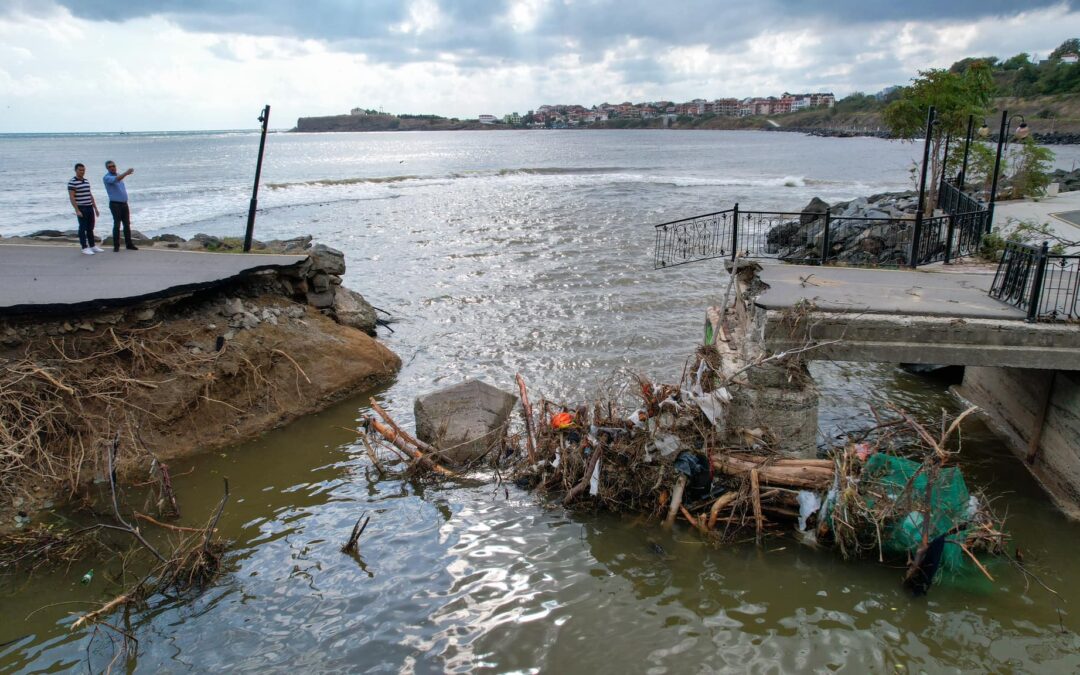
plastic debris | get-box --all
[797,490,822,531]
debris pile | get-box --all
[363,341,1009,593]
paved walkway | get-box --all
[993,190,1080,253]
[0,244,307,315]
[755,261,1026,320]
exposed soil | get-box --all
[0,278,400,529]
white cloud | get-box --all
[0,2,1077,131]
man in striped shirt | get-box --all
[67,163,102,255]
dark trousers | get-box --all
[76,207,96,249]
[109,201,133,250]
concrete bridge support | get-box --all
[956,367,1080,519]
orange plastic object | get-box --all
[551,412,574,430]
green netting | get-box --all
[861,454,972,572]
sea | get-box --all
[2,129,1080,672]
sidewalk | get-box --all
[992,190,1080,253]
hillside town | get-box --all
[351,91,838,128]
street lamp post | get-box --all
[958,114,975,188]
[910,106,937,269]
[984,111,1030,234]
[244,104,271,253]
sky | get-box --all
[0,0,1076,132]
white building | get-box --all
[478,114,497,124]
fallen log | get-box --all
[712,454,833,491]
[361,416,460,478]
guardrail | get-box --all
[654,181,989,271]
[990,241,1080,321]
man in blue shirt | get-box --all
[103,160,137,251]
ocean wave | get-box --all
[268,166,637,190]
[268,175,423,189]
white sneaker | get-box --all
[82,248,95,255]
[92,246,105,252]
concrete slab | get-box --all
[0,244,307,316]
[755,262,1027,320]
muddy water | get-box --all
[3,130,1080,672]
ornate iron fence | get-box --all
[990,241,1080,321]
[653,209,734,268]
[654,180,990,271]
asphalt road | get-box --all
[0,244,307,315]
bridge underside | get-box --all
[765,311,1080,370]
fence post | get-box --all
[910,213,923,269]
[820,211,831,265]
[1026,241,1050,322]
[731,202,739,261]
[944,214,956,264]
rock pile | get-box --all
[1050,168,1080,193]
[14,229,315,253]
[272,243,378,335]
[766,192,920,266]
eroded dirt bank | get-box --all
[0,256,400,527]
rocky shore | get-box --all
[1050,167,1080,192]
[766,191,922,265]
[0,240,400,527]
[8,229,315,254]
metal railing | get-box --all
[653,209,735,268]
[990,241,1080,321]
[654,182,990,271]
[655,205,922,269]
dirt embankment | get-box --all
[0,259,400,526]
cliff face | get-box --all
[295,114,491,132]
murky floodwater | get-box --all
[2,130,1079,672]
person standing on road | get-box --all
[103,160,138,251]
[67,163,102,255]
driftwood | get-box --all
[663,475,688,529]
[360,415,459,478]
[712,454,833,491]
[516,373,537,464]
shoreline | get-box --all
[0,240,401,531]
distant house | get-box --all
[349,107,369,116]
[478,114,497,124]
[1061,53,1079,64]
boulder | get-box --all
[799,197,830,225]
[193,233,223,248]
[153,233,185,243]
[309,243,346,275]
[311,272,331,293]
[306,289,336,309]
[28,230,64,238]
[414,380,517,462]
[222,298,244,316]
[332,286,377,335]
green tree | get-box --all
[1050,38,1080,60]
[883,64,994,212]
[1007,139,1055,199]
[1000,53,1032,70]
[949,56,997,73]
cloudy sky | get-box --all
[0,0,1075,132]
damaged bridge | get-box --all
[727,261,1080,520]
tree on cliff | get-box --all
[1050,38,1080,60]
[883,64,994,211]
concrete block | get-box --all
[414,380,517,462]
